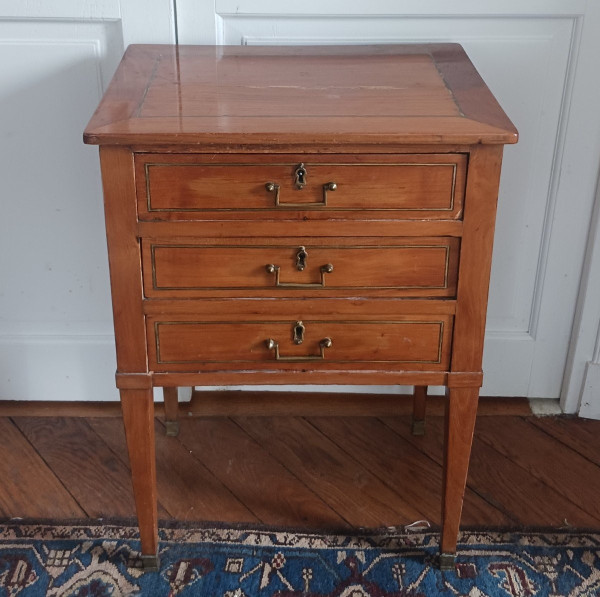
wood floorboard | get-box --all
[235,416,424,527]
[88,417,258,523]
[529,416,600,468]
[11,417,167,519]
[381,416,600,528]
[474,416,600,524]
[1,411,599,533]
[176,417,347,528]
[308,416,512,527]
[0,418,84,519]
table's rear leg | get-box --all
[163,387,180,437]
[412,385,427,435]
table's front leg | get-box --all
[440,386,479,569]
[120,388,159,570]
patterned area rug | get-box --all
[0,521,599,596]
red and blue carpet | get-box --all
[0,521,598,596]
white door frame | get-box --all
[554,0,600,416]
[563,175,600,417]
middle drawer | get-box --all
[141,237,459,298]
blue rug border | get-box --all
[1,517,599,548]
[1,516,599,533]
[1,519,599,596]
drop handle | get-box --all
[265,263,334,288]
[266,335,332,362]
[265,179,337,207]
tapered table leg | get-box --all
[440,386,479,570]
[412,385,427,435]
[120,388,159,570]
[163,387,179,437]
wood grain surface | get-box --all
[474,416,600,522]
[0,418,84,519]
[84,45,517,146]
[308,416,511,527]
[149,317,452,371]
[137,154,465,219]
[2,412,599,533]
[383,416,600,528]
[13,417,144,518]
[143,238,459,298]
[175,417,346,527]
[236,416,424,526]
[88,417,257,523]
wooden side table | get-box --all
[84,44,517,570]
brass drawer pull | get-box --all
[266,333,332,361]
[266,262,334,288]
[265,181,337,208]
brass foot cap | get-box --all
[141,553,160,571]
[439,552,456,571]
[165,421,180,437]
[411,419,425,436]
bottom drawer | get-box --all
[147,315,453,372]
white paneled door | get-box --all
[176,0,600,410]
[0,1,175,401]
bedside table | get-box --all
[84,44,517,570]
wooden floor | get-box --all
[1,393,600,531]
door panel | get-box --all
[0,2,175,401]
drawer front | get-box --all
[147,315,453,372]
[136,154,466,220]
[142,238,459,298]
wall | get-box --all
[1,0,600,412]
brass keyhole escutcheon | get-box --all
[293,321,305,345]
[294,163,307,189]
[296,246,308,271]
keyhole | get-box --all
[296,246,308,271]
[293,321,305,345]
[294,163,307,189]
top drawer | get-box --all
[135,154,466,221]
